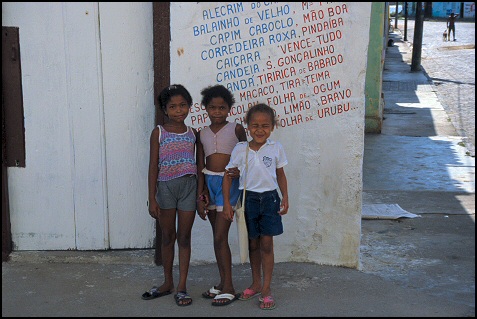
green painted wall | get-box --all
[365,2,386,133]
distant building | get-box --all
[403,2,475,19]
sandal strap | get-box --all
[210,286,221,294]
[176,291,191,299]
[213,293,236,300]
[262,295,274,303]
[148,286,159,296]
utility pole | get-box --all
[404,2,408,41]
[411,2,424,72]
[395,2,399,29]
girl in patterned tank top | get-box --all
[144,84,199,307]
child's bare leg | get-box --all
[247,237,262,292]
[176,210,196,295]
[212,215,235,304]
[259,235,274,297]
[158,208,177,292]
[209,210,225,291]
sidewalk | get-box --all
[2,30,475,317]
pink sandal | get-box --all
[260,295,276,310]
[238,288,261,301]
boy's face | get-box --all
[205,97,230,124]
[248,111,274,145]
[165,95,189,123]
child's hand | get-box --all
[278,198,289,215]
[225,167,241,179]
[222,203,234,222]
[202,193,210,207]
[197,195,209,220]
[148,200,161,219]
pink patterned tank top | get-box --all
[158,125,197,181]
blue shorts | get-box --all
[244,189,283,239]
[205,174,241,212]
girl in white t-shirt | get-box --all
[223,103,289,310]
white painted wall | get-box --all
[99,3,155,249]
[2,2,155,250]
[171,2,371,267]
[3,2,370,268]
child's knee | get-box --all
[176,235,191,248]
[260,243,274,255]
[213,232,229,246]
[162,234,176,246]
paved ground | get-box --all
[360,20,475,317]
[2,20,475,318]
[400,18,475,157]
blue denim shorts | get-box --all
[244,189,283,239]
[205,174,241,212]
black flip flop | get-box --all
[174,291,192,306]
[202,286,221,299]
[141,286,172,300]
[211,293,241,306]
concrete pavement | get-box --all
[400,18,475,157]
[2,24,475,317]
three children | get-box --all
[145,84,289,311]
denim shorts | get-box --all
[205,174,241,212]
[156,174,197,211]
[244,189,283,239]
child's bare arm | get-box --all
[222,172,235,222]
[276,167,289,215]
[235,123,248,142]
[148,127,160,219]
[195,131,209,201]
[195,130,209,220]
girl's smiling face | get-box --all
[248,111,274,146]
